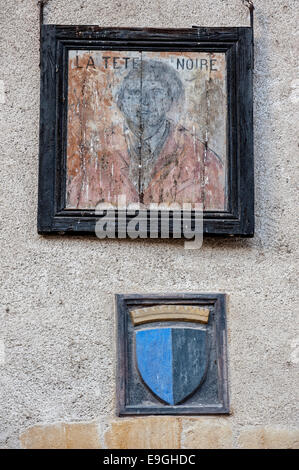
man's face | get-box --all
[121,77,171,134]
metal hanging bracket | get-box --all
[242,0,255,29]
[38,0,50,66]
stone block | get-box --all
[182,418,233,449]
[105,417,181,449]
[238,426,299,449]
[20,422,101,449]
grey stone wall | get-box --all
[0,0,298,448]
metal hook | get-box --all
[38,0,50,26]
[242,1,254,69]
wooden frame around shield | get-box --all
[116,293,229,416]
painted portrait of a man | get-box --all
[66,52,227,210]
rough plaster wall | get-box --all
[0,0,298,448]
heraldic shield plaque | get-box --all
[116,293,229,415]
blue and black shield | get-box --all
[131,305,210,405]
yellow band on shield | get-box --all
[130,305,210,326]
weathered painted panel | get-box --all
[66,50,227,210]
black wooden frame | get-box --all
[38,26,254,237]
[116,293,229,416]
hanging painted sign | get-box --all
[38,26,254,237]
